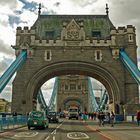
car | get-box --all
[59,112,65,118]
[47,112,59,123]
[27,111,49,130]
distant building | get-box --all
[0,98,11,112]
[56,75,89,112]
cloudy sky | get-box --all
[0,0,140,104]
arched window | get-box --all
[65,85,69,90]
[44,50,52,61]
[95,50,102,61]
[128,34,133,42]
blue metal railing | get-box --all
[0,50,27,93]
[88,77,99,112]
[0,115,27,131]
[48,77,58,111]
[119,49,140,84]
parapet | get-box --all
[16,26,35,34]
[126,25,135,33]
[111,25,135,35]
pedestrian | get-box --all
[106,112,110,124]
[97,112,101,126]
[100,112,105,126]
[93,112,96,120]
[83,112,87,122]
[110,111,115,127]
[98,112,105,126]
[13,112,17,123]
[136,110,140,126]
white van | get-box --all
[68,107,79,120]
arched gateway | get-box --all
[12,12,139,114]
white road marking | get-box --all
[53,136,55,140]
[14,131,38,137]
[51,129,56,134]
[67,132,89,139]
[56,123,62,129]
[45,121,63,140]
[51,122,63,135]
[51,129,56,135]
[45,136,50,140]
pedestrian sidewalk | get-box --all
[0,124,26,133]
[83,120,140,140]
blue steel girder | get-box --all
[0,50,27,93]
[48,77,58,111]
[98,90,108,111]
[119,49,140,84]
[88,77,99,112]
[37,89,48,110]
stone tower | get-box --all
[11,8,140,114]
[56,75,89,112]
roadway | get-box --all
[0,119,140,140]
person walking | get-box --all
[93,112,96,120]
[100,112,105,126]
[98,112,105,126]
[110,111,115,127]
[136,110,140,126]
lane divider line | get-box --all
[45,121,64,139]
[45,136,50,140]
[53,136,55,140]
[85,125,113,140]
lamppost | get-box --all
[120,101,125,121]
[123,105,126,121]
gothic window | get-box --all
[95,50,102,61]
[0,105,3,110]
[92,31,101,38]
[129,35,132,40]
[70,84,76,90]
[45,31,54,40]
[78,85,81,90]
[65,85,69,90]
[44,50,52,61]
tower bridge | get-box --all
[0,6,140,115]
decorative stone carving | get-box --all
[61,19,85,41]
[112,49,119,59]
[66,19,80,40]
[19,35,31,46]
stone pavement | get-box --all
[84,120,140,140]
[0,124,26,133]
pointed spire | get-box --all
[105,3,109,16]
[38,3,41,16]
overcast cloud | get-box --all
[106,0,140,56]
[70,0,98,7]
[0,0,140,103]
[0,0,18,9]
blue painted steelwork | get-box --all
[119,49,140,84]
[48,77,58,111]
[0,115,27,131]
[88,77,99,112]
[0,50,27,93]
[37,89,48,110]
[97,90,108,111]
